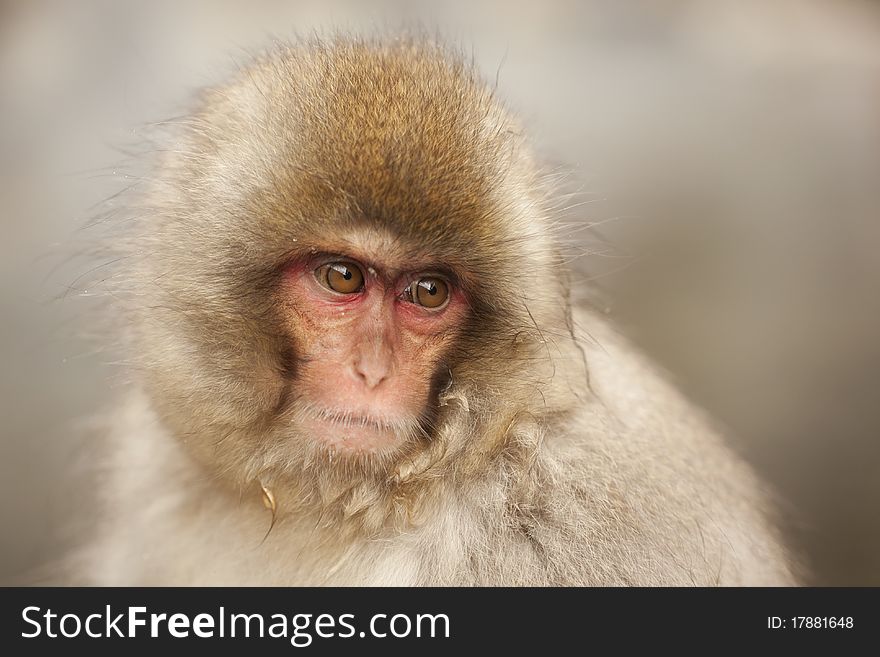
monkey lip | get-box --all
[298,406,417,453]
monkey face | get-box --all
[276,228,468,457]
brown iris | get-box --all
[317,262,364,294]
[410,277,449,309]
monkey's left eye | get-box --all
[315,262,365,294]
[405,277,450,309]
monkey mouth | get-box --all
[296,405,419,454]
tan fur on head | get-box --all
[84,34,797,585]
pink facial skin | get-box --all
[278,251,467,456]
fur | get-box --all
[80,35,795,585]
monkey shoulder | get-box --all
[493,307,798,585]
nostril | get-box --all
[353,338,393,389]
[353,360,389,389]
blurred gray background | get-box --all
[1,0,878,585]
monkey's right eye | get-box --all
[315,262,365,295]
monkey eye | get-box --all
[315,262,365,294]
[405,277,450,310]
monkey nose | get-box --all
[353,357,390,389]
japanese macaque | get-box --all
[80,36,795,585]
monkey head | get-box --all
[123,38,584,530]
